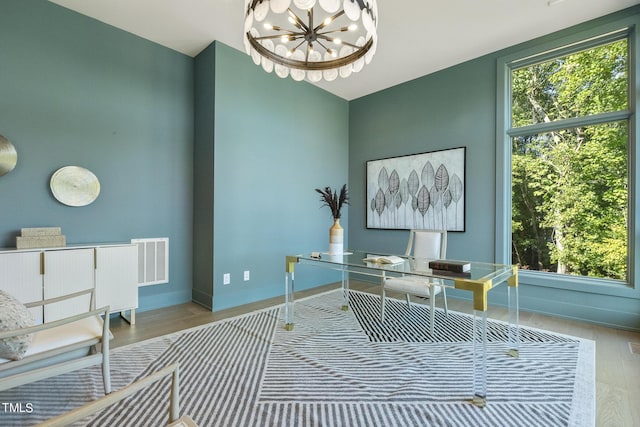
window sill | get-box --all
[518,269,639,299]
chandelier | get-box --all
[243,0,378,82]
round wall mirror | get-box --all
[0,134,17,176]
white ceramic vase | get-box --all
[329,218,343,255]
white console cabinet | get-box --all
[0,243,138,325]
[0,251,43,323]
[43,247,95,322]
[95,245,138,323]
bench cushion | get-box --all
[0,316,104,365]
[0,291,35,360]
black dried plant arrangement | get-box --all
[315,184,349,220]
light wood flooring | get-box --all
[109,281,640,427]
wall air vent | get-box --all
[131,238,169,286]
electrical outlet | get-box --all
[244,270,250,281]
[223,273,230,285]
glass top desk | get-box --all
[284,250,519,407]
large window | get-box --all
[503,29,633,284]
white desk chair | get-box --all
[381,230,449,334]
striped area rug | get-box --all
[0,290,594,427]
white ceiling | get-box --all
[48,0,639,100]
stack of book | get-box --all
[16,227,66,249]
[428,259,471,275]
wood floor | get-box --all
[109,281,640,427]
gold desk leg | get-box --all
[508,267,520,358]
[341,268,349,311]
[284,256,299,331]
[454,279,492,408]
[472,395,487,408]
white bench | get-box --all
[0,289,111,394]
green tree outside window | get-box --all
[510,39,628,281]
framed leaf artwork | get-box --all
[366,147,466,231]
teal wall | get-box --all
[349,57,497,259]
[193,43,349,310]
[192,44,216,307]
[1,0,348,315]
[0,0,194,311]
[348,6,640,331]
[3,0,637,329]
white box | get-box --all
[16,235,66,249]
[21,227,62,237]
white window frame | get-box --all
[495,17,639,297]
